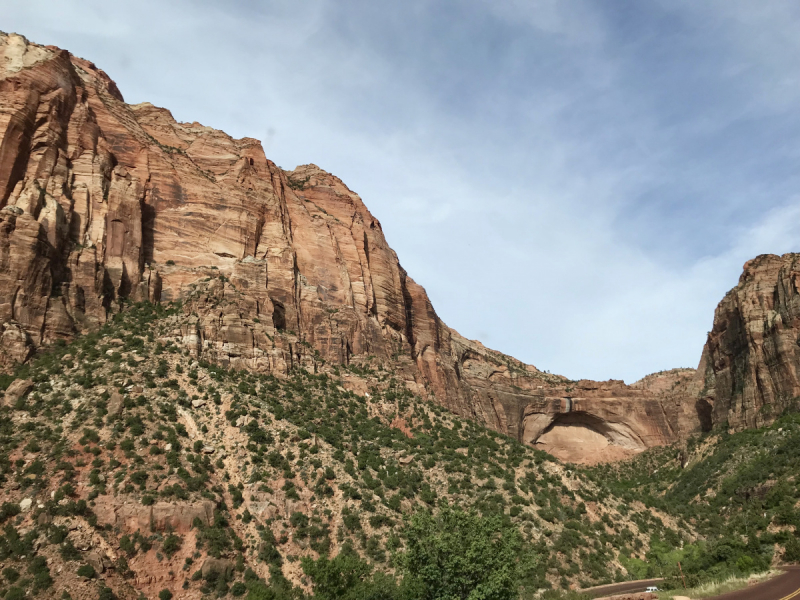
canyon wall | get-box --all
[700,253,800,431]
[0,32,707,462]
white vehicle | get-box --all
[645,586,660,592]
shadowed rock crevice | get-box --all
[271,299,286,331]
[399,269,416,355]
[696,397,713,431]
[141,202,155,264]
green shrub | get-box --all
[77,563,96,578]
[60,538,81,561]
[119,534,136,556]
[290,512,309,529]
[0,503,20,523]
[230,581,247,596]
[4,587,25,600]
[98,587,117,600]
[368,514,393,529]
[786,536,800,562]
[28,555,53,590]
[2,566,19,583]
[162,533,182,558]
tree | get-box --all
[785,535,800,563]
[301,543,398,600]
[161,533,182,558]
[400,504,531,600]
[76,564,96,578]
[98,588,117,600]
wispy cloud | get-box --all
[4,0,800,381]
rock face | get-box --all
[2,377,33,406]
[94,499,214,533]
[700,253,800,431]
[0,32,707,462]
[631,368,711,433]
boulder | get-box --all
[85,551,105,574]
[107,391,124,417]
[0,324,33,367]
[4,379,33,407]
[200,558,235,579]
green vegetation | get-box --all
[0,298,797,598]
[301,505,536,600]
[287,174,311,190]
[0,299,680,595]
[401,504,534,600]
[76,564,96,578]
[584,410,800,588]
[655,571,778,599]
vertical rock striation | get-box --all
[701,254,800,430]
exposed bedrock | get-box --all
[700,253,800,431]
[0,32,712,462]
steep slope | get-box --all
[700,253,800,431]
[0,32,704,463]
[0,301,698,598]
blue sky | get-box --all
[4,0,800,382]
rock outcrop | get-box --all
[0,32,707,462]
[700,253,800,430]
[93,499,215,533]
[2,377,33,406]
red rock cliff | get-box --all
[0,33,704,462]
[700,253,800,430]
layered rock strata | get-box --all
[700,253,800,431]
[0,32,706,462]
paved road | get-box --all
[580,568,800,599]
[706,567,800,600]
[579,578,663,597]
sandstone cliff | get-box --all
[699,253,800,431]
[0,32,705,462]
